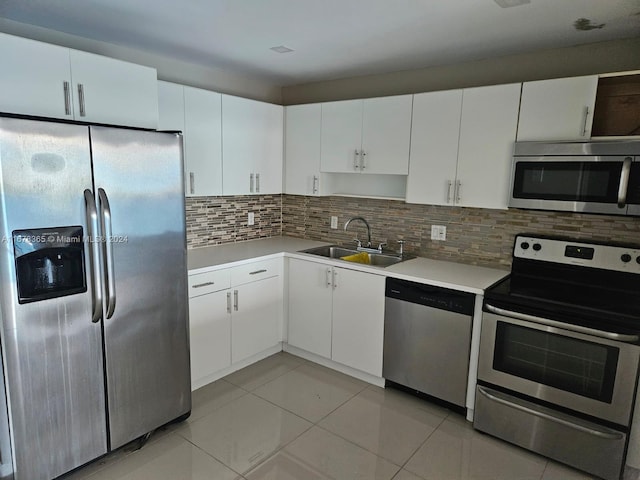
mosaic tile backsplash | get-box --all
[185,195,282,248]
[186,194,640,269]
[283,195,640,269]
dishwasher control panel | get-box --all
[385,278,475,316]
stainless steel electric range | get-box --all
[474,234,640,480]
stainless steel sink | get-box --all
[300,245,412,268]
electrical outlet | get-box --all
[248,212,255,226]
[431,225,447,241]
[330,216,338,229]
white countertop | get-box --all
[187,237,329,272]
[188,236,509,294]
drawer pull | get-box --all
[249,269,267,275]
[192,281,215,288]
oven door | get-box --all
[478,310,640,426]
[509,155,632,215]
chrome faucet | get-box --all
[344,216,372,249]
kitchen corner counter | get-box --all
[188,236,508,294]
[384,257,508,294]
[187,236,329,273]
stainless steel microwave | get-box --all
[509,141,640,216]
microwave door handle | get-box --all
[618,157,632,208]
[84,189,103,323]
[485,304,640,343]
[98,188,116,319]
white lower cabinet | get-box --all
[287,259,333,357]
[231,275,281,363]
[189,289,232,388]
[330,267,385,377]
[287,258,385,377]
[187,259,282,389]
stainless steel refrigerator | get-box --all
[0,117,191,480]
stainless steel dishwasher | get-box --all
[383,277,475,408]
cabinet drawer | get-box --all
[188,269,230,297]
[231,258,281,286]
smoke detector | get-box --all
[494,0,530,7]
[270,45,294,54]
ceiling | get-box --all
[0,0,638,86]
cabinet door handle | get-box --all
[360,150,366,170]
[326,267,332,288]
[446,180,453,204]
[226,291,231,313]
[581,106,590,137]
[233,289,238,311]
[78,84,86,117]
[63,81,71,115]
[189,172,195,194]
[250,173,255,193]
[456,180,462,203]
[193,281,215,288]
[256,173,260,193]
[353,149,360,171]
[249,269,267,275]
[312,175,319,194]
[332,270,338,289]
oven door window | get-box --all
[494,322,619,403]
[512,161,622,203]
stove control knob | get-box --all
[532,243,542,252]
[520,242,530,250]
[621,253,632,263]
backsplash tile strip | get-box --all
[281,195,640,268]
[185,195,282,248]
[185,193,640,268]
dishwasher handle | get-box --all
[385,277,475,316]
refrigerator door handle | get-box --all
[98,188,117,319]
[84,189,103,323]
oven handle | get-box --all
[477,386,624,440]
[485,304,640,343]
[618,157,632,208]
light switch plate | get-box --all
[248,212,255,226]
[330,216,338,229]
[431,225,446,241]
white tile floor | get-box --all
[64,352,638,480]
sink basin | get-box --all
[300,245,411,268]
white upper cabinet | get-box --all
[68,50,158,129]
[183,86,223,196]
[157,81,185,132]
[456,83,521,209]
[284,104,322,196]
[157,83,222,196]
[0,32,73,120]
[222,95,283,195]
[320,95,412,175]
[321,99,365,173]
[361,95,413,174]
[0,33,158,129]
[517,76,598,141]
[406,90,463,205]
[407,84,520,210]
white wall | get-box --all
[282,37,640,105]
[0,18,282,104]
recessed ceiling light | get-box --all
[494,0,530,7]
[270,45,294,54]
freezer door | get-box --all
[90,127,190,449]
[0,117,107,480]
